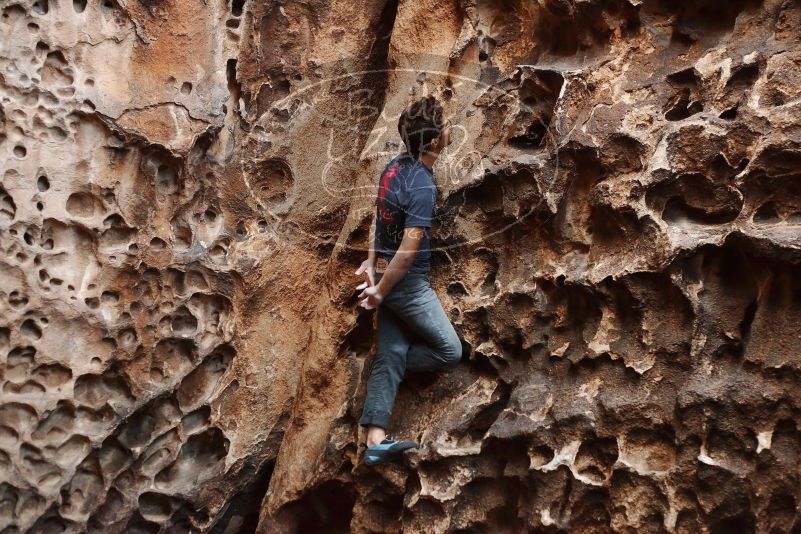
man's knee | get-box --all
[441,333,463,368]
[373,342,408,374]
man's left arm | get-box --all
[358,227,424,309]
[358,183,434,309]
[355,212,377,288]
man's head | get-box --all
[398,95,452,160]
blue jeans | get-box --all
[359,272,462,430]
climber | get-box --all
[354,95,462,467]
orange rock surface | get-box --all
[2,0,801,532]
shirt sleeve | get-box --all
[403,184,435,228]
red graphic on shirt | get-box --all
[377,163,399,222]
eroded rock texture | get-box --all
[2,0,801,532]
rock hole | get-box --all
[209,242,228,263]
[116,412,156,449]
[180,82,193,95]
[103,213,125,227]
[156,163,178,194]
[0,425,19,447]
[13,145,27,158]
[170,306,198,336]
[125,513,160,534]
[55,435,91,462]
[646,174,743,225]
[72,0,87,12]
[153,427,229,491]
[507,70,563,149]
[753,201,780,224]
[664,68,703,120]
[181,406,210,434]
[91,487,125,525]
[225,59,240,108]
[138,492,175,522]
[529,444,555,468]
[101,0,116,14]
[153,338,196,381]
[235,221,248,238]
[173,222,192,250]
[250,158,293,206]
[575,435,619,483]
[149,237,167,251]
[448,281,469,296]
[726,63,760,90]
[66,192,96,218]
[0,186,16,221]
[100,225,137,250]
[664,88,703,120]
[118,328,137,349]
[0,403,38,435]
[73,372,135,409]
[4,380,46,395]
[40,50,73,87]
[20,319,42,339]
[31,363,72,389]
[9,290,29,308]
[32,0,49,15]
[100,290,118,304]
[48,126,68,141]
[176,344,235,411]
[140,429,181,476]
[279,480,357,532]
[467,383,512,440]
[6,347,36,372]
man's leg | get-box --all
[384,278,462,373]
[359,303,414,443]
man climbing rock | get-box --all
[354,95,462,467]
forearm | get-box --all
[375,227,422,297]
[375,251,415,296]
[368,216,376,263]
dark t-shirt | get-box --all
[374,152,437,274]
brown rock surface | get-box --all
[2,0,801,532]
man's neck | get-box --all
[419,152,436,171]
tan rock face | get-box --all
[2,0,801,532]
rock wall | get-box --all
[2,0,801,532]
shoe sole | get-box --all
[364,449,399,466]
[363,443,419,466]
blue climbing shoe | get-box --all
[363,435,419,466]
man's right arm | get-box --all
[375,227,424,295]
[358,227,423,309]
[368,213,377,266]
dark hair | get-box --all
[398,95,444,158]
